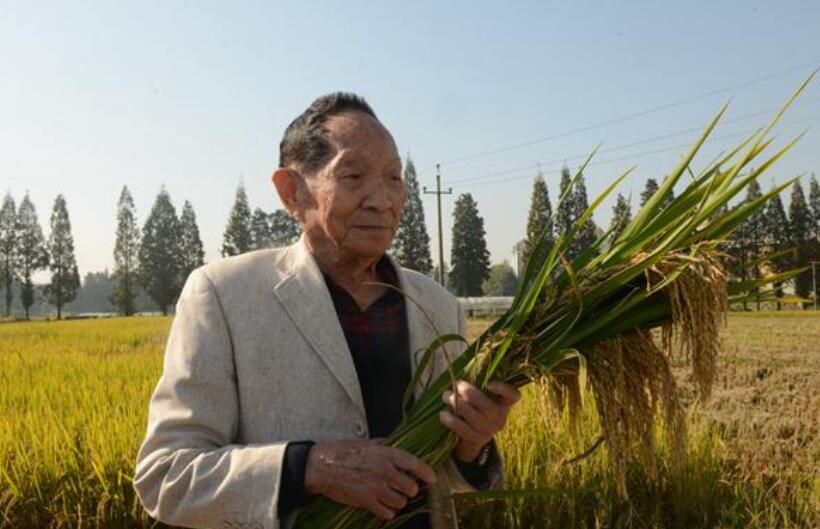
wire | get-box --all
[445,95,820,186]
[450,115,819,190]
[421,58,820,173]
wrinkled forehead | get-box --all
[325,112,401,167]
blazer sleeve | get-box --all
[438,300,505,494]
[133,268,288,529]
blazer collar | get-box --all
[271,237,366,416]
[270,237,440,416]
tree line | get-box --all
[0,184,300,319]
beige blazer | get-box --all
[133,237,502,529]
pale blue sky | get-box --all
[2,1,819,279]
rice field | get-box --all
[1,312,818,528]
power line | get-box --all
[422,59,820,173]
[446,95,820,186]
[450,115,820,190]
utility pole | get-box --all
[423,164,452,286]
[811,261,819,311]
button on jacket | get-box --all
[132,236,503,529]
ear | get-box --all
[272,168,302,219]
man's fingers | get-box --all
[487,380,522,406]
[454,380,497,414]
[389,448,437,485]
[377,483,408,510]
[439,410,485,445]
[442,391,499,435]
[364,498,396,521]
[385,466,420,498]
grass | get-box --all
[1,312,818,528]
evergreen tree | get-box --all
[571,172,597,259]
[15,193,49,319]
[640,178,659,207]
[610,193,632,243]
[728,179,765,309]
[788,181,813,302]
[0,194,17,316]
[809,174,820,241]
[449,193,490,296]
[555,166,575,241]
[43,194,79,319]
[179,200,205,282]
[763,186,790,309]
[482,262,518,296]
[392,157,433,274]
[112,186,141,316]
[270,209,302,247]
[522,173,553,270]
[222,183,253,256]
[250,207,272,250]
[139,188,182,315]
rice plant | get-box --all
[293,74,815,528]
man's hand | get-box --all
[439,379,522,462]
[304,440,437,521]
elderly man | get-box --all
[133,93,521,529]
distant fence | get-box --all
[458,297,514,317]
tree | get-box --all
[449,193,490,296]
[610,193,632,243]
[728,179,765,309]
[16,193,49,319]
[250,207,272,250]
[0,194,17,316]
[269,209,301,247]
[392,156,433,274]
[522,173,553,270]
[43,194,79,319]
[179,200,205,282]
[763,186,790,309]
[139,188,182,315]
[222,183,253,256]
[571,172,597,258]
[788,180,814,302]
[112,186,141,316]
[482,262,518,296]
[809,174,820,242]
[555,166,575,241]
[640,178,659,207]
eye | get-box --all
[342,173,361,181]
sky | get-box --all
[2,1,819,281]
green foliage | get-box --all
[250,207,272,249]
[555,167,574,242]
[0,193,17,316]
[43,194,80,319]
[270,209,301,247]
[138,188,182,315]
[392,157,433,274]
[640,177,659,206]
[483,262,519,296]
[15,192,49,320]
[763,186,790,307]
[570,173,597,259]
[787,180,814,300]
[179,200,205,282]
[221,183,253,256]
[450,193,490,296]
[112,186,141,316]
[609,193,632,243]
[523,174,553,270]
[809,174,820,241]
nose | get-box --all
[362,181,396,212]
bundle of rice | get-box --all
[294,75,813,529]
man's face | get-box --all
[297,112,405,260]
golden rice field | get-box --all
[1,312,819,528]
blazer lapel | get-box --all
[271,239,366,416]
